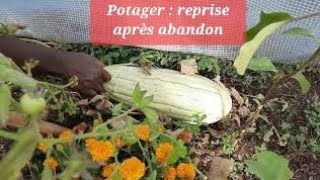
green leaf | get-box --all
[197,57,220,73]
[283,27,320,45]
[111,103,123,116]
[0,131,39,180]
[167,140,188,165]
[234,20,289,75]
[247,57,278,72]
[158,135,188,164]
[146,170,157,180]
[245,151,293,180]
[0,66,38,90]
[41,164,54,180]
[247,12,293,41]
[0,53,22,71]
[283,27,315,38]
[132,83,143,105]
[60,155,86,180]
[0,84,10,125]
[132,83,153,108]
[292,72,311,94]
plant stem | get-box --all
[246,47,320,127]
[104,107,138,126]
[0,130,20,140]
[137,140,153,172]
[292,11,320,22]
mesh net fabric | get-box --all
[0,0,319,63]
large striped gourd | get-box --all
[104,64,232,124]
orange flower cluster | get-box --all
[164,167,177,180]
[59,130,74,144]
[37,142,47,153]
[176,163,196,180]
[112,136,125,148]
[85,138,114,163]
[156,143,174,163]
[102,163,117,178]
[45,157,58,170]
[134,124,150,141]
[120,157,145,180]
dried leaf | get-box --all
[179,59,198,75]
[238,106,250,117]
[207,157,234,180]
[230,88,244,106]
[263,129,274,143]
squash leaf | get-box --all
[292,72,311,94]
[245,151,293,180]
[234,21,289,75]
[247,57,278,72]
[247,12,293,41]
[0,84,10,125]
[234,12,293,75]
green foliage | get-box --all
[132,83,153,108]
[0,84,10,125]
[247,12,293,41]
[305,101,320,137]
[247,57,278,72]
[197,57,220,73]
[283,27,320,44]
[159,134,188,165]
[245,151,293,180]
[0,131,39,180]
[234,19,290,75]
[292,72,311,94]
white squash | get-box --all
[104,64,232,124]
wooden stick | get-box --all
[5,112,70,136]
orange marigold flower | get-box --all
[164,167,177,180]
[112,136,125,148]
[178,131,193,143]
[37,142,47,153]
[45,157,58,170]
[176,163,196,180]
[85,138,114,163]
[59,130,74,144]
[102,163,117,178]
[134,124,150,141]
[120,157,145,180]
[156,143,174,163]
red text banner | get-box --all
[90,0,246,45]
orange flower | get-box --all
[102,163,117,178]
[59,130,74,144]
[112,136,125,148]
[176,163,196,180]
[164,167,177,180]
[37,142,47,153]
[178,131,193,143]
[44,157,58,170]
[156,143,174,163]
[120,157,145,180]
[85,138,114,163]
[134,124,150,141]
